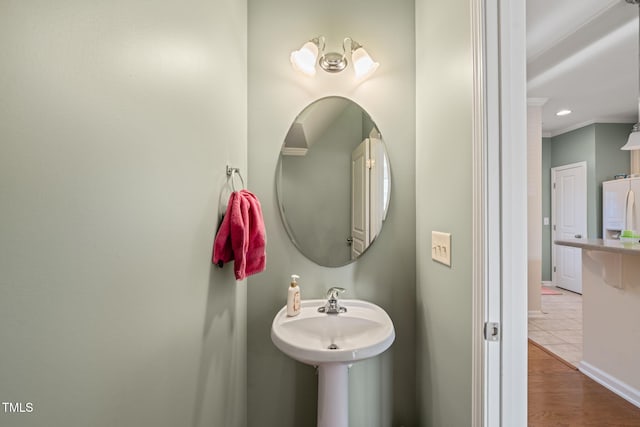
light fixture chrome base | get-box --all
[290,35,377,80]
[319,52,347,73]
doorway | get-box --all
[527,161,587,374]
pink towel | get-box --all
[212,189,266,280]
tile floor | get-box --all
[528,286,583,366]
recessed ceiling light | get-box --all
[556,109,572,116]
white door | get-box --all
[552,162,587,294]
[351,139,370,259]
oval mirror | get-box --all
[276,96,391,267]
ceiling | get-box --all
[527,0,639,136]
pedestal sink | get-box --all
[271,299,395,427]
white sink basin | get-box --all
[271,299,395,366]
[271,298,395,427]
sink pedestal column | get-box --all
[317,363,348,427]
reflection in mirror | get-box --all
[276,96,391,267]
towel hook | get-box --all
[226,165,245,191]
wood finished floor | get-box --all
[528,340,640,426]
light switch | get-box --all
[431,231,451,267]
[543,217,549,226]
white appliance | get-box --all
[602,177,640,239]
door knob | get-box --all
[574,234,582,239]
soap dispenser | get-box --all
[287,274,301,317]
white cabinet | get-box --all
[602,178,640,239]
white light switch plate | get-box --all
[432,231,451,266]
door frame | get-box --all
[471,0,527,425]
[550,161,587,291]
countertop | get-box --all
[554,238,640,255]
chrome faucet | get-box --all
[318,287,347,314]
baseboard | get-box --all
[579,361,640,409]
[528,310,544,317]
[541,281,554,286]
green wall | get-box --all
[551,125,598,238]
[0,1,248,426]
[247,0,417,426]
[541,123,631,281]
[416,0,473,425]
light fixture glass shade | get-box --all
[351,47,379,81]
[290,41,319,76]
[622,127,640,150]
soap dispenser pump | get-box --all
[287,274,301,317]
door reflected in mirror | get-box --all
[276,96,391,267]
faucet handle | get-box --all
[327,287,346,300]
[318,287,347,314]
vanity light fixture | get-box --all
[556,109,572,116]
[290,36,379,81]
